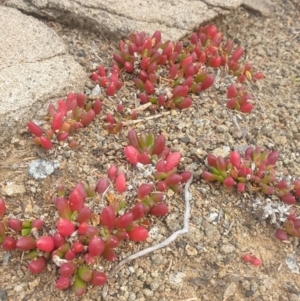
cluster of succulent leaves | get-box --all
[27,92,103,149]
[27,25,264,150]
[202,147,300,240]
[92,24,263,112]
[0,129,191,296]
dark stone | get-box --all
[0,287,7,301]
[181,135,190,143]
[245,290,255,297]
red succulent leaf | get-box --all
[180,171,192,183]
[131,203,146,221]
[100,206,116,229]
[56,276,71,290]
[137,183,153,200]
[202,171,217,182]
[275,229,288,241]
[249,256,262,266]
[114,172,127,193]
[57,132,68,141]
[115,229,129,241]
[124,61,134,72]
[240,102,253,113]
[237,183,245,192]
[28,257,46,274]
[53,197,72,220]
[127,129,142,151]
[113,53,125,66]
[107,164,118,180]
[266,150,279,166]
[151,135,166,156]
[96,177,110,194]
[0,199,5,217]
[69,188,84,213]
[226,98,237,109]
[102,248,117,262]
[176,97,192,109]
[209,56,221,68]
[293,219,300,228]
[16,236,36,250]
[145,80,155,95]
[106,82,117,96]
[229,151,241,168]
[124,146,140,165]
[216,156,226,172]
[105,235,120,249]
[169,64,178,79]
[88,236,105,257]
[165,174,182,186]
[48,103,57,117]
[93,99,102,115]
[71,241,84,254]
[165,152,181,172]
[51,112,64,131]
[223,176,235,187]
[56,219,75,237]
[91,271,107,286]
[8,218,22,232]
[53,232,66,248]
[27,121,43,137]
[200,75,214,90]
[281,194,296,205]
[59,262,77,278]
[115,213,133,229]
[207,154,217,167]
[127,226,148,241]
[140,57,150,70]
[64,249,76,260]
[32,219,44,230]
[76,206,92,223]
[37,236,55,252]
[40,136,53,150]
[2,236,17,251]
[80,109,96,126]
[230,47,244,62]
[157,180,167,191]
[242,253,251,263]
[149,203,168,216]
[85,226,99,239]
[253,72,264,80]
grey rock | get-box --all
[202,0,242,9]
[7,0,242,41]
[168,272,185,285]
[1,183,26,196]
[0,287,7,301]
[0,7,86,144]
[211,146,231,159]
[204,225,221,247]
[242,0,275,17]
[28,159,60,180]
[221,243,235,253]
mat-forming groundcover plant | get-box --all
[1,24,295,297]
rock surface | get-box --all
[6,0,273,41]
[0,7,86,144]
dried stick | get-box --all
[122,111,171,126]
[102,174,193,299]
